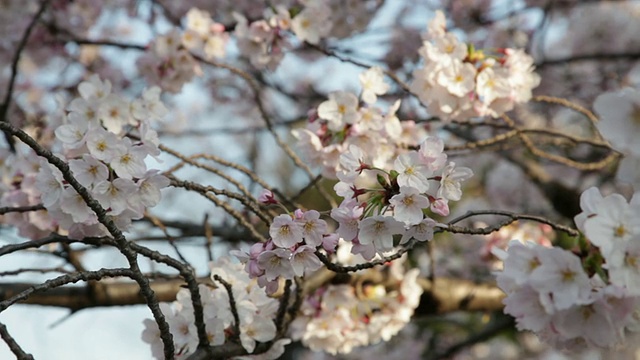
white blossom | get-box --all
[269,214,303,248]
[389,186,430,225]
[317,91,360,131]
[394,151,431,193]
[359,67,389,104]
[358,215,404,252]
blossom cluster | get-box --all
[0,75,170,240]
[137,29,200,93]
[410,11,541,121]
[289,244,423,355]
[231,0,378,70]
[181,8,229,61]
[230,207,332,295]
[289,66,473,260]
[138,8,229,93]
[247,68,472,291]
[136,2,380,89]
[232,2,334,70]
[495,187,640,351]
[330,135,472,259]
[293,66,428,179]
[481,221,554,262]
[142,257,289,359]
[233,9,291,71]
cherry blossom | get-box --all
[269,214,304,248]
[394,151,431,193]
[317,91,360,131]
[389,186,430,225]
[295,210,328,247]
[359,66,390,104]
[437,162,474,201]
[358,215,405,253]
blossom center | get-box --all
[626,253,638,268]
[373,220,386,233]
[614,224,627,238]
[279,225,291,236]
[120,154,132,164]
[96,141,107,152]
[561,269,576,282]
[402,196,415,206]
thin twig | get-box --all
[212,274,241,339]
[0,322,34,360]
[0,0,49,152]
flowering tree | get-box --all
[1,0,640,359]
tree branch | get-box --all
[0,0,49,152]
[0,276,209,311]
[0,322,34,360]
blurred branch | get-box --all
[0,276,209,311]
[0,274,504,315]
[536,52,640,68]
[134,217,252,243]
[0,0,49,153]
[417,278,505,315]
[427,314,514,360]
[0,204,45,215]
[166,175,269,242]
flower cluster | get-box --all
[330,135,472,259]
[137,29,200,93]
[293,66,428,179]
[410,11,541,121]
[481,221,554,262]
[289,244,423,355]
[141,257,288,359]
[495,187,640,351]
[291,66,472,260]
[231,206,333,295]
[233,10,291,71]
[233,1,333,70]
[0,149,53,239]
[0,75,170,240]
[234,0,379,70]
[181,8,229,61]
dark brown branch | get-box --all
[445,210,579,237]
[0,268,134,311]
[315,241,413,273]
[428,314,514,360]
[0,0,49,152]
[416,278,505,315]
[536,52,640,68]
[0,274,505,313]
[212,275,241,339]
[0,234,108,257]
[0,322,34,360]
[0,276,209,311]
[0,204,45,215]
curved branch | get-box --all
[0,121,180,358]
[0,0,49,152]
[0,268,134,311]
[0,322,33,360]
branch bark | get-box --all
[0,276,504,314]
[0,277,210,311]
